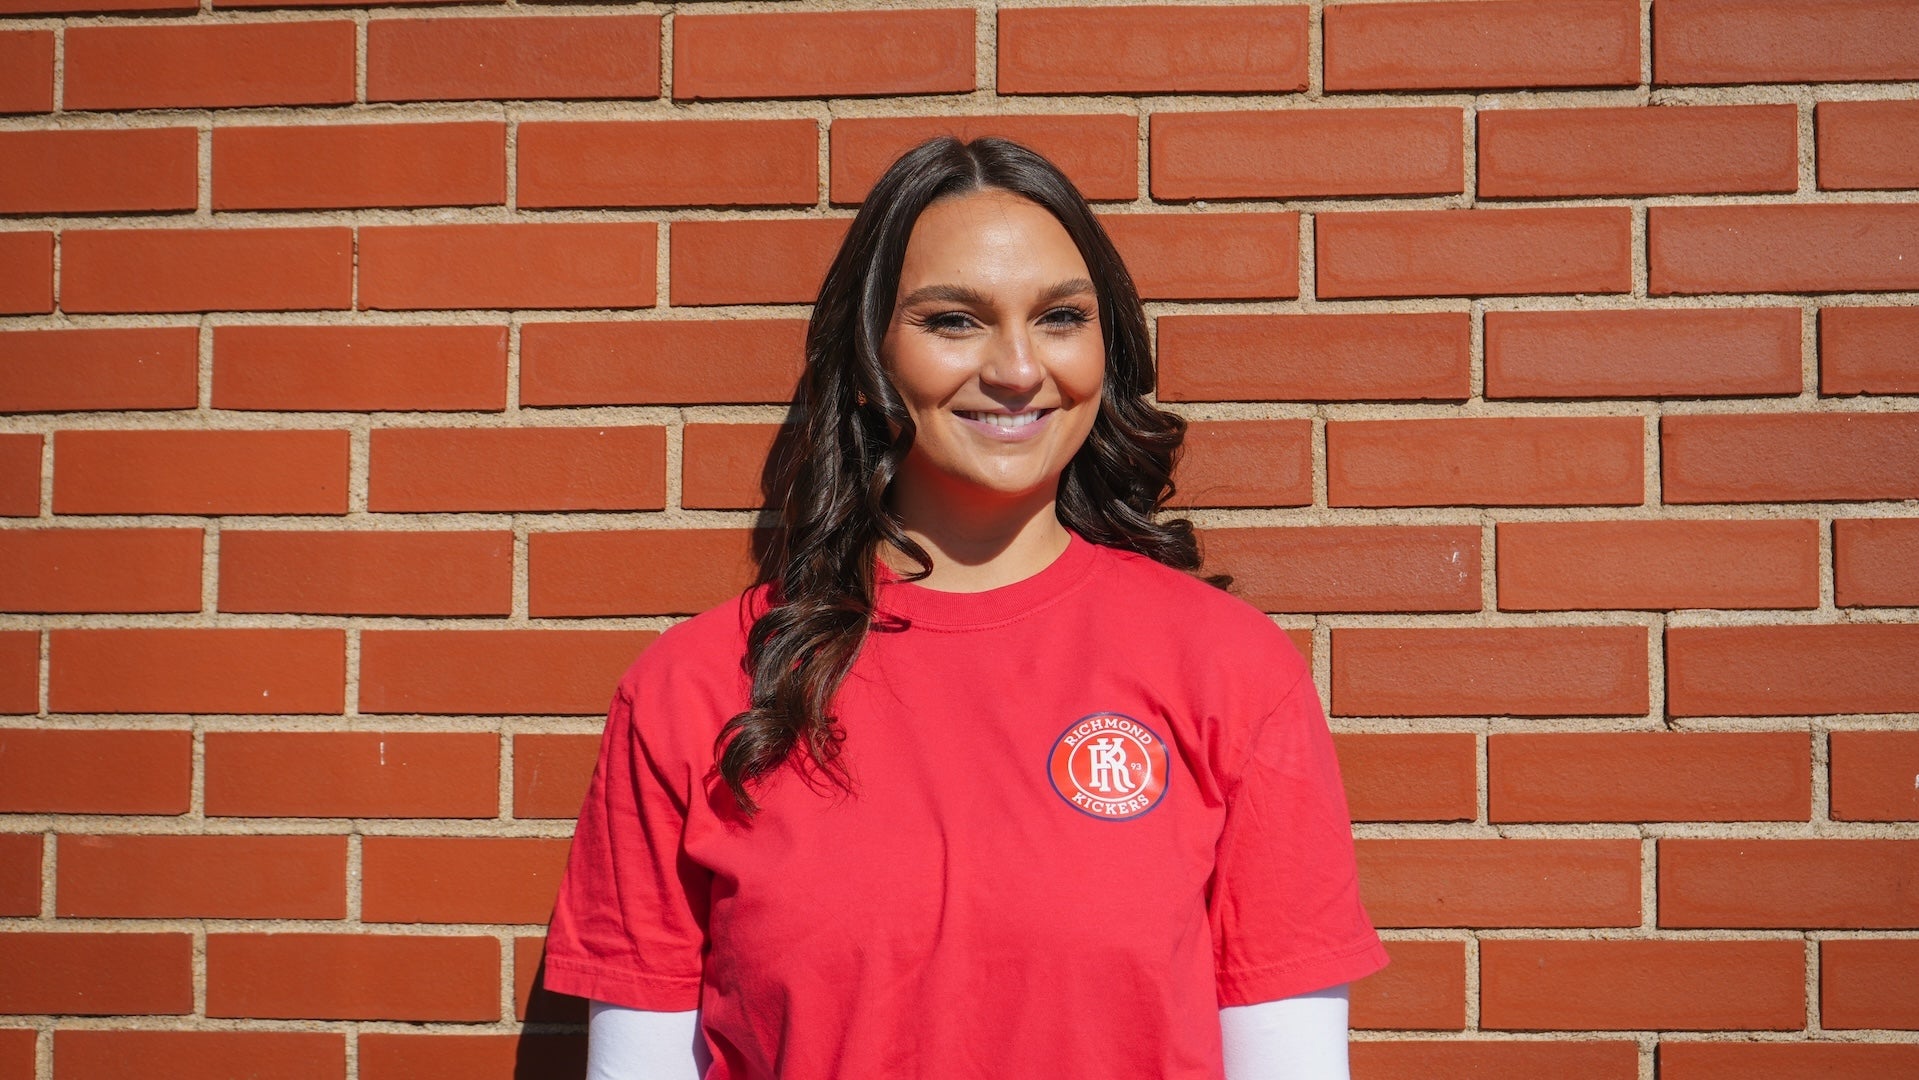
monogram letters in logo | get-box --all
[1046,712,1170,821]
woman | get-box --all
[541,136,1388,1079]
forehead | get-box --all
[897,189,1089,286]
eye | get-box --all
[1041,306,1094,329]
[917,311,979,334]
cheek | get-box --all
[1054,335,1107,403]
[886,336,972,413]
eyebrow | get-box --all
[898,277,1097,309]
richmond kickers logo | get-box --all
[1047,712,1170,820]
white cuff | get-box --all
[1219,984,1351,1080]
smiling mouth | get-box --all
[955,408,1054,430]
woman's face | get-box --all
[878,188,1106,515]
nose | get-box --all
[980,320,1044,395]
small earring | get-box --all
[856,390,868,406]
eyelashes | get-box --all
[915,306,1095,335]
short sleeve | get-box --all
[541,682,710,1011]
[1209,671,1390,1007]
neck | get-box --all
[882,481,1072,593]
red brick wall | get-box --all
[2,1,1917,1077]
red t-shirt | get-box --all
[542,529,1388,1078]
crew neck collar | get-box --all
[873,528,1102,629]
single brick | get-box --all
[1325,0,1640,91]
[0,1030,30,1078]
[1662,412,1919,503]
[681,423,784,510]
[55,834,346,919]
[1830,730,1919,821]
[0,433,37,517]
[1822,939,1919,1029]
[52,1031,344,1080]
[212,325,507,412]
[369,427,666,513]
[359,223,656,311]
[1152,108,1463,199]
[0,729,189,814]
[368,15,660,103]
[1650,205,1919,294]
[520,320,806,407]
[1820,306,1919,395]
[0,231,52,314]
[1349,940,1465,1030]
[1333,733,1478,823]
[1157,312,1470,404]
[1661,1042,1919,1080]
[359,630,654,716]
[220,531,512,617]
[206,933,497,1021]
[1,0,191,13]
[1169,422,1315,509]
[1496,519,1819,610]
[1654,0,1919,85]
[517,934,586,1023]
[1484,307,1801,399]
[1818,99,1919,190]
[53,429,349,515]
[1354,1041,1639,1080]
[223,0,501,9]
[0,631,34,713]
[519,119,816,209]
[0,832,42,916]
[529,529,760,617]
[61,228,353,314]
[1490,731,1811,823]
[1661,839,1919,928]
[1358,839,1641,928]
[362,837,570,924]
[49,628,344,716]
[1835,518,1919,608]
[676,9,972,100]
[1101,213,1300,301]
[0,31,54,114]
[512,734,598,820]
[0,129,197,214]
[0,933,192,1016]
[1667,624,1919,716]
[213,122,505,211]
[1331,625,1649,717]
[362,1034,583,1080]
[65,22,355,110]
[1478,104,1796,197]
[205,732,498,819]
[0,326,198,413]
[669,218,848,306]
[999,5,1307,94]
[1198,525,1479,612]
[1327,416,1644,507]
[0,528,202,614]
[1317,207,1633,298]
[831,115,1138,204]
[1481,939,1804,1030]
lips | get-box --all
[954,408,1053,430]
[951,406,1059,439]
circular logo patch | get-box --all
[1047,712,1170,821]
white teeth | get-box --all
[958,410,1046,429]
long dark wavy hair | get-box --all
[714,135,1228,815]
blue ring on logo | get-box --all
[1046,710,1171,822]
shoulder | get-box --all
[1097,545,1307,688]
[612,583,769,711]
[1089,544,1311,735]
